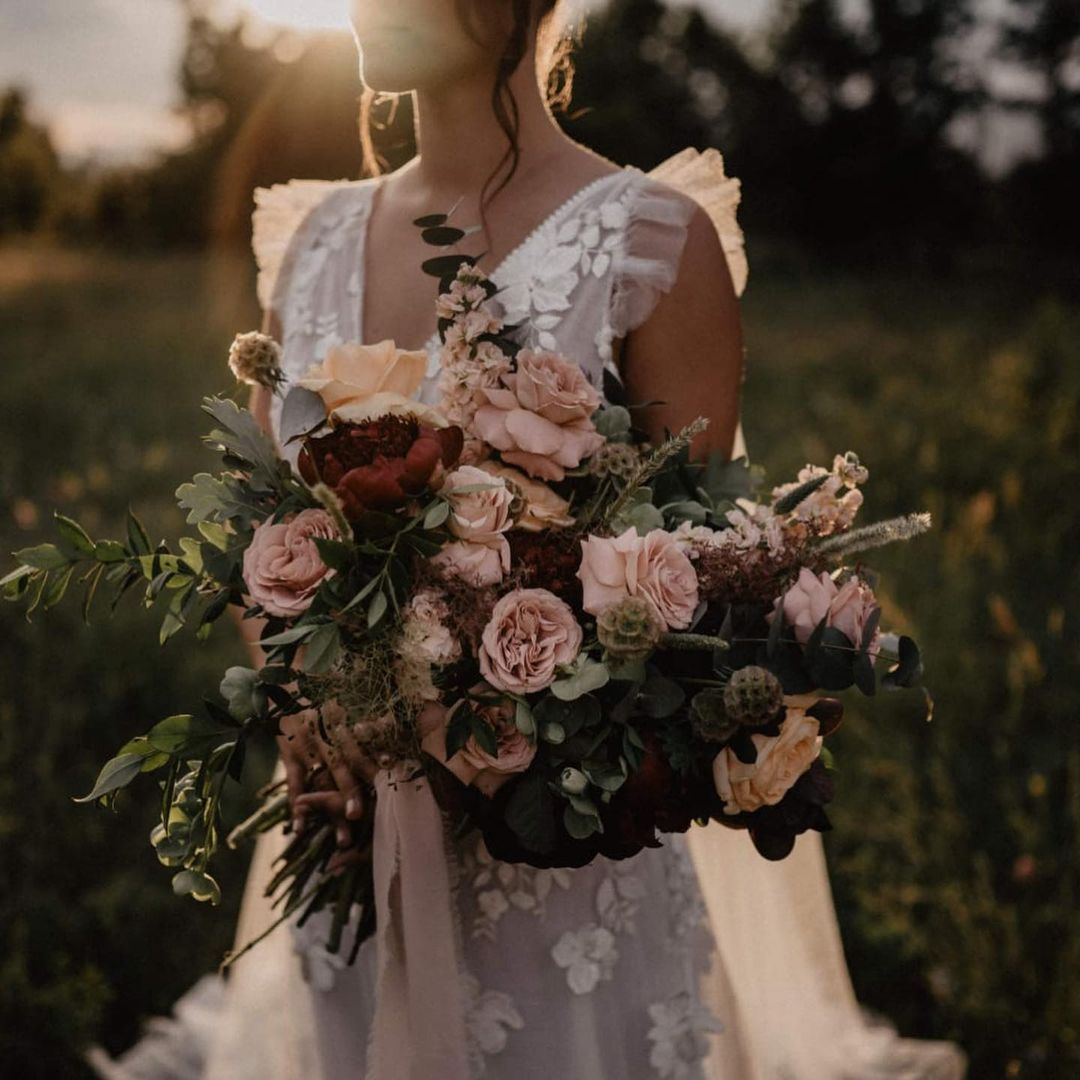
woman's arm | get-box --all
[619,205,744,459]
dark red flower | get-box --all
[299,416,463,521]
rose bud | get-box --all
[560,767,589,796]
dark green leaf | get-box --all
[807,626,856,691]
[773,472,830,515]
[302,622,341,673]
[127,509,153,555]
[54,512,94,555]
[421,253,476,279]
[74,751,147,803]
[505,771,557,854]
[94,539,128,563]
[14,543,69,571]
[882,635,923,690]
[636,674,685,718]
[367,590,388,629]
[421,225,466,247]
[41,564,74,610]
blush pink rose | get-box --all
[419,689,537,797]
[433,539,510,586]
[772,567,880,654]
[242,508,339,618]
[471,350,604,481]
[577,527,700,631]
[712,706,822,815]
[479,588,583,694]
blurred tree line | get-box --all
[0,0,1077,259]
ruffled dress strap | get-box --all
[251,179,356,312]
[649,147,748,298]
[608,148,748,345]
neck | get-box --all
[409,55,565,201]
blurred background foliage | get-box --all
[0,0,1077,1076]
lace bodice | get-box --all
[253,151,747,471]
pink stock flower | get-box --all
[578,527,700,631]
[479,588,583,694]
[471,350,604,481]
[242,509,339,618]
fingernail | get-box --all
[346,797,360,819]
[292,817,303,834]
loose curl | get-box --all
[359,0,576,212]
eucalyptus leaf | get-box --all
[74,751,148,803]
[636,674,685,718]
[506,772,557,854]
[563,806,601,840]
[279,386,328,444]
[303,622,341,674]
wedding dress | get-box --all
[89,149,966,1080]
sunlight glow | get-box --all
[244,0,349,31]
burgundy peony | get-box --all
[298,415,463,522]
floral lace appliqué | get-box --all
[646,990,723,1079]
[462,974,525,1062]
[496,179,636,357]
[462,835,572,941]
[551,924,619,995]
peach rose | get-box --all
[471,350,604,481]
[477,460,574,531]
[712,706,822,815]
[479,588,583,694]
[772,567,880,654]
[297,340,445,426]
[577,527,700,631]
[242,508,339,618]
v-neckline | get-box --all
[356,167,632,353]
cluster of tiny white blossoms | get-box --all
[437,267,511,462]
[771,451,869,537]
[394,589,461,704]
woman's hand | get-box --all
[277,702,378,849]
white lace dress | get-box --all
[88,151,966,1080]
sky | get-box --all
[0,0,773,164]
[0,0,1038,173]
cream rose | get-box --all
[242,508,339,618]
[772,567,880,654]
[477,460,574,531]
[297,340,445,426]
[471,350,604,481]
[577,527,700,631]
[712,706,822,815]
[442,465,515,544]
[479,588,583,694]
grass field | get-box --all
[1,243,1077,1078]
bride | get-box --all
[92,2,966,1078]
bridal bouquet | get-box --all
[2,220,930,962]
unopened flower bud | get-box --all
[560,767,588,795]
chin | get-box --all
[357,37,480,96]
